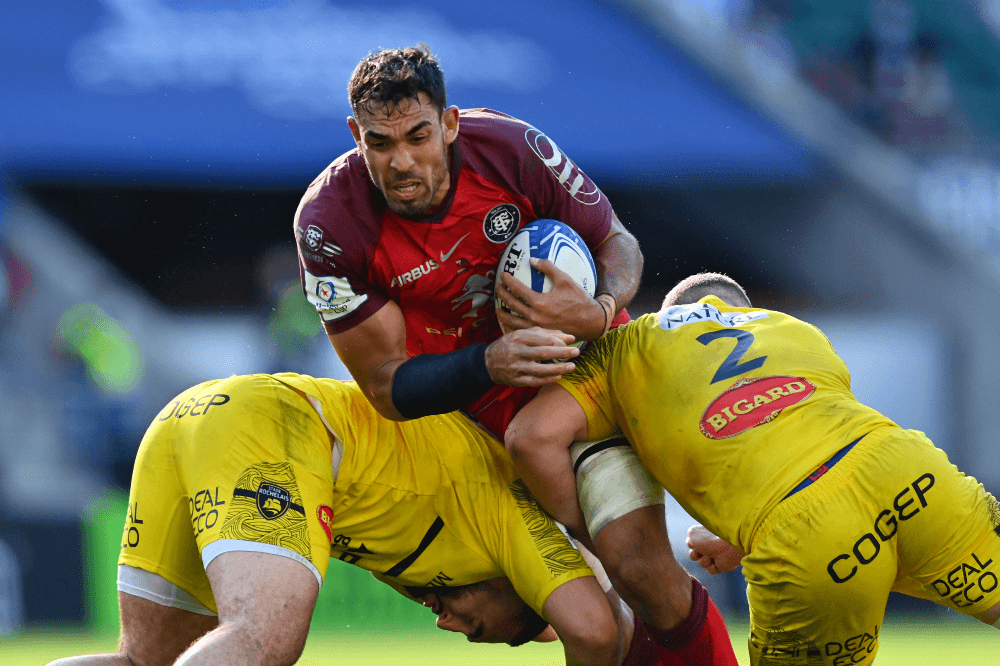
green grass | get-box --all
[3,615,997,665]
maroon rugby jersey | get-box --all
[295,108,628,438]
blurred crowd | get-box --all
[731,0,986,156]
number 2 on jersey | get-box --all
[697,329,767,384]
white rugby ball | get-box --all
[494,219,598,343]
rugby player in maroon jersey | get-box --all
[294,44,734,665]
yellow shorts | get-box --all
[117,375,336,614]
[743,426,1000,665]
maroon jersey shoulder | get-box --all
[294,149,389,330]
[456,109,613,248]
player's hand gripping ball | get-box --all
[495,219,598,357]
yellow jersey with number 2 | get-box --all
[559,297,895,553]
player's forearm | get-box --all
[506,431,588,539]
[546,577,623,666]
[592,219,643,317]
[389,345,495,419]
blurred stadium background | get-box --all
[1,0,999,663]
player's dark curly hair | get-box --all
[348,44,447,117]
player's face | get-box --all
[422,579,540,646]
[349,93,459,217]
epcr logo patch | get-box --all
[316,280,336,303]
[257,483,292,520]
[304,225,323,251]
[525,129,602,205]
[483,204,521,243]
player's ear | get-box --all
[348,117,362,147]
[441,106,460,145]
[532,625,559,643]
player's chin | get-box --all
[385,194,432,216]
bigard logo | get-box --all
[701,376,815,439]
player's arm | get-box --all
[544,576,624,665]
[504,384,592,542]
[496,213,642,342]
[328,300,584,420]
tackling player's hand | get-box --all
[686,524,745,575]
[496,258,608,341]
[484,327,579,386]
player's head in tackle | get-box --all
[662,272,751,309]
[347,44,458,217]
[413,577,551,646]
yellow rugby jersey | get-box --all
[559,297,896,553]
[272,374,591,616]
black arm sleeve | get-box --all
[390,343,495,419]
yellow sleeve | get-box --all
[494,480,594,617]
[557,328,622,441]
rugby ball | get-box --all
[494,218,598,335]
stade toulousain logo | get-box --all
[483,204,521,243]
[257,483,292,520]
[303,225,324,251]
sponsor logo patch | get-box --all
[750,629,824,664]
[317,505,334,543]
[483,204,521,243]
[700,376,814,439]
[524,129,602,205]
[390,259,439,288]
[658,302,770,332]
[931,552,997,607]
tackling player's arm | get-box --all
[544,577,623,665]
[328,301,584,421]
[496,213,642,342]
[504,383,592,542]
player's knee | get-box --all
[604,551,659,596]
[602,546,688,606]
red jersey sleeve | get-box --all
[457,109,614,249]
[294,151,390,334]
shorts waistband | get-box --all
[783,436,865,501]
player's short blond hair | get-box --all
[662,272,751,309]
